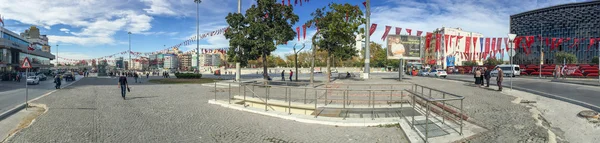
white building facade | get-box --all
[433,27,484,69]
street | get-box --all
[440,74,600,110]
[0,75,83,115]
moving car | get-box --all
[27,76,40,85]
[64,72,76,81]
[491,65,521,77]
[37,74,47,81]
[429,69,447,78]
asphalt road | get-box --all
[443,74,600,111]
[0,76,83,115]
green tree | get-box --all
[592,56,599,65]
[554,52,577,64]
[306,3,365,82]
[225,0,299,79]
[463,61,478,66]
[483,57,503,66]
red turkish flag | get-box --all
[449,35,456,48]
[484,38,490,59]
[465,36,471,57]
[569,38,579,49]
[395,27,401,35]
[525,36,535,55]
[588,37,596,51]
[369,23,377,36]
[491,38,497,57]
[472,37,478,54]
[425,32,432,51]
[381,26,391,40]
[551,38,557,51]
[302,25,307,40]
[456,36,463,48]
[406,29,412,35]
[296,26,300,41]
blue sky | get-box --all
[0,0,589,62]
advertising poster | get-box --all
[387,35,422,60]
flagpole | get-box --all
[235,0,241,82]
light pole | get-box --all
[195,0,202,73]
[363,0,370,79]
[597,40,599,83]
[235,0,241,82]
[128,32,132,70]
[508,34,517,90]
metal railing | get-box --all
[212,80,413,119]
[401,84,465,143]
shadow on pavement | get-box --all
[126,96,159,100]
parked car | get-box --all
[491,64,521,77]
[64,72,75,81]
[418,69,430,76]
[429,69,448,78]
[36,74,47,81]
[27,76,40,85]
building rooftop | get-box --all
[511,1,600,18]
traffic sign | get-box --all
[21,57,32,68]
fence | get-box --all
[211,81,465,142]
[402,84,465,143]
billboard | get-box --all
[386,35,422,60]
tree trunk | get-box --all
[326,51,330,84]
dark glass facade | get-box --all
[510,1,600,64]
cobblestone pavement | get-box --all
[6,77,408,143]
[403,76,551,143]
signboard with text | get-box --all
[386,35,422,60]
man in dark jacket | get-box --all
[484,67,491,87]
[497,67,504,91]
[118,75,128,99]
[281,70,285,81]
[54,75,62,89]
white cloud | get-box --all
[141,0,177,15]
[59,28,70,33]
[0,0,153,46]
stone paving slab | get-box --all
[6,78,409,143]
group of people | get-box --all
[281,70,294,81]
[474,67,504,91]
[162,71,170,78]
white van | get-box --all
[490,65,520,77]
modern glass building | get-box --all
[510,1,600,64]
[0,26,55,80]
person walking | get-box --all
[496,67,504,91]
[146,72,149,79]
[118,75,128,100]
[54,75,62,89]
[289,70,293,81]
[475,68,482,87]
[281,70,285,81]
[484,67,491,87]
[134,72,139,83]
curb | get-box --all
[444,78,600,112]
[0,77,83,121]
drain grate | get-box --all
[413,119,449,138]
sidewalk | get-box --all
[400,77,552,142]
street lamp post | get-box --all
[128,32,132,70]
[363,0,370,80]
[508,34,517,90]
[195,0,202,73]
[56,44,59,68]
[235,0,241,82]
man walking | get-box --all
[118,75,128,99]
[289,70,293,81]
[54,75,61,89]
[146,72,149,79]
[496,67,504,91]
[134,72,139,83]
[281,70,285,81]
[483,67,491,87]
